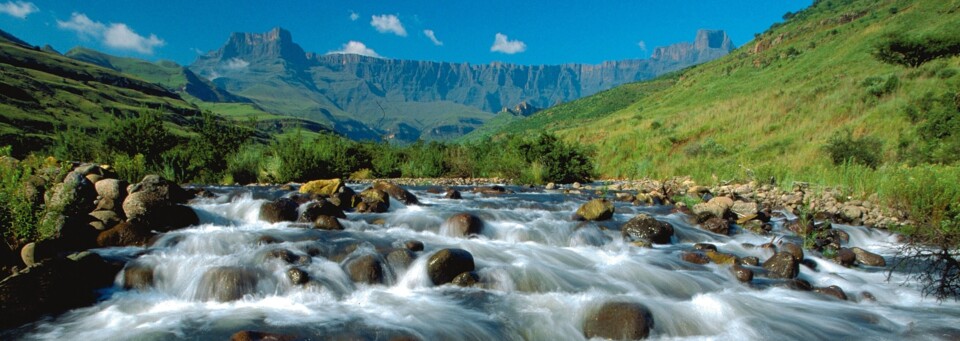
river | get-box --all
[7,184,960,340]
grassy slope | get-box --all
[487,0,960,188]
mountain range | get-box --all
[188,28,734,141]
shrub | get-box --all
[823,130,883,169]
[100,109,176,167]
[113,153,148,184]
[860,74,899,97]
[225,144,264,185]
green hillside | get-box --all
[483,0,960,187]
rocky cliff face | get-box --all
[190,28,734,141]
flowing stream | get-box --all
[7,184,960,340]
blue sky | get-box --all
[1,0,811,66]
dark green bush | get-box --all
[873,33,960,68]
[824,130,883,168]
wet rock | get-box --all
[814,285,848,301]
[835,248,856,267]
[122,262,154,290]
[473,185,508,195]
[801,259,818,271]
[312,216,344,230]
[94,178,128,212]
[451,271,480,287]
[681,252,710,265]
[545,182,556,190]
[851,247,886,266]
[583,301,654,340]
[299,179,343,196]
[427,248,475,285]
[739,256,760,266]
[621,214,674,244]
[700,216,729,235]
[763,252,800,279]
[259,198,299,223]
[149,204,199,232]
[705,251,737,265]
[386,249,416,272]
[731,264,754,282]
[779,242,804,261]
[229,330,298,341]
[575,199,615,221]
[287,267,309,285]
[373,181,419,205]
[357,188,390,213]
[0,252,121,329]
[345,254,384,285]
[693,243,717,252]
[444,213,484,237]
[404,240,424,252]
[196,266,260,302]
[444,189,462,199]
[298,199,346,221]
[96,221,155,247]
[741,220,770,235]
[122,175,191,223]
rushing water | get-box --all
[6,184,960,340]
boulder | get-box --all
[195,266,261,302]
[89,210,123,230]
[779,242,804,261]
[312,216,344,230]
[259,198,299,223]
[386,249,416,272]
[739,256,760,266]
[444,213,484,237]
[692,203,725,220]
[122,175,191,223]
[700,216,729,235]
[230,331,298,341]
[731,264,754,282]
[583,301,654,340]
[0,252,121,329]
[621,214,674,244]
[96,221,155,247]
[814,285,848,301]
[451,271,480,287]
[357,188,390,213]
[287,267,310,285]
[427,248,475,285]
[45,172,97,218]
[344,254,384,285]
[681,252,710,265]
[835,248,856,267]
[730,201,758,218]
[298,199,346,221]
[373,181,419,205]
[299,179,343,196]
[122,262,154,290]
[404,240,424,251]
[762,252,800,279]
[444,189,462,199]
[693,243,717,252]
[705,251,737,265]
[94,178,128,213]
[473,185,508,195]
[851,247,886,266]
[150,204,199,232]
[575,199,615,221]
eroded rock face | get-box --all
[427,248,475,286]
[575,199,615,221]
[621,214,674,244]
[583,301,655,340]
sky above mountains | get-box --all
[1,0,811,66]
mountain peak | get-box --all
[215,27,307,65]
[651,29,735,63]
[694,29,734,51]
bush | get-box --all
[100,109,176,167]
[823,130,883,169]
[861,74,899,97]
[873,32,960,68]
[113,153,148,184]
[225,144,264,185]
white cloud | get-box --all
[327,41,381,58]
[57,12,164,54]
[223,57,249,70]
[370,14,406,37]
[490,33,526,54]
[349,11,359,21]
[0,1,38,19]
[637,40,647,51]
[423,29,442,46]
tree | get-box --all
[872,33,960,68]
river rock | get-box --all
[427,248,475,285]
[149,204,199,232]
[45,171,97,218]
[196,266,261,302]
[344,254,384,285]
[730,201,758,218]
[122,175,191,223]
[763,252,800,279]
[298,199,346,221]
[451,271,480,287]
[373,181,419,205]
[731,264,754,282]
[681,252,710,265]
[386,249,416,272]
[851,247,886,266]
[700,216,729,235]
[404,240,424,252]
[312,216,344,230]
[739,256,760,266]
[230,330,298,341]
[780,242,804,261]
[694,243,718,252]
[259,198,299,223]
[94,178,128,213]
[122,262,154,290]
[444,189,462,199]
[444,213,484,237]
[835,248,856,266]
[0,252,121,329]
[575,199,615,221]
[705,251,737,265]
[299,179,343,196]
[357,188,390,213]
[287,267,309,285]
[621,214,674,244]
[89,210,123,230]
[692,203,725,220]
[583,301,654,340]
[96,221,154,247]
[814,285,848,301]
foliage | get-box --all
[872,32,960,68]
[823,130,883,169]
[225,144,264,185]
[113,153,147,184]
[100,109,176,168]
[860,74,900,97]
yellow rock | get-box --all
[705,250,737,265]
[299,179,343,196]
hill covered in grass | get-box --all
[478,0,960,187]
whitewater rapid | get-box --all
[6,184,960,340]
